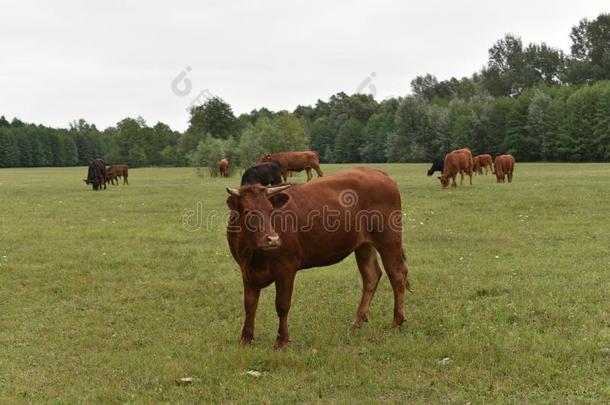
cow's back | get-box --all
[268,151,319,171]
[278,167,401,268]
[443,150,471,175]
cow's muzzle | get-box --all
[261,234,281,250]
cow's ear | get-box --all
[226,196,240,211]
[269,193,290,209]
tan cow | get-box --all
[219,159,230,178]
[438,148,473,188]
[473,154,493,175]
[259,151,323,182]
[494,154,515,183]
[106,164,129,185]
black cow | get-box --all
[427,155,446,176]
[83,159,107,190]
[241,161,283,186]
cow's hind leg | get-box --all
[352,244,382,327]
[305,167,312,181]
[314,165,323,178]
[377,244,408,327]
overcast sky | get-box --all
[0,1,607,131]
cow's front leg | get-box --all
[240,284,261,346]
[274,273,295,349]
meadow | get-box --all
[0,163,609,403]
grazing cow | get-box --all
[241,161,283,186]
[105,166,118,186]
[438,148,473,188]
[427,155,446,176]
[219,159,230,178]
[494,154,515,183]
[473,154,493,175]
[106,164,129,185]
[83,159,107,190]
[226,167,409,349]
[259,151,323,182]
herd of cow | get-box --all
[427,148,516,187]
[219,149,517,348]
[83,158,129,190]
[82,148,514,349]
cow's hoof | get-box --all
[239,336,254,346]
[392,317,405,328]
[273,338,290,350]
[351,315,368,328]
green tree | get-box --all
[361,110,394,162]
[391,97,448,162]
[334,118,365,163]
[238,124,265,167]
[310,117,336,162]
[566,13,610,84]
[0,129,20,167]
[188,97,237,140]
[128,145,148,167]
[593,82,610,160]
[259,113,310,153]
[188,135,226,176]
[526,89,559,161]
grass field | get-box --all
[0,163,609,403]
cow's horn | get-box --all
[266,184,291,196]
[226,187,240,197]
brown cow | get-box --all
[473,154,493,175]
[226,167,409,349]
[219,159,230,178]
[105,166,118,186]
[494,154,515,183]
[438,148,473,188]
[106,164,129,185]
[259,151,323,182]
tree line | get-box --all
[1,13,608,168]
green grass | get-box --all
[0,164,609,403]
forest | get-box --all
[1,13,608,168]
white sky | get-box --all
[0,0,607,131]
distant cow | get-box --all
[219,159,230,178]
[226,167,409,349]
[106,164,129,185]
[241,161,282,186]
[473,154,493,175]
[259,151,323,182]
[84,159,107,190]
[105,166,118,186]
[427,155,446,176]
[494,154,515,183]
[438,148,473,188]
